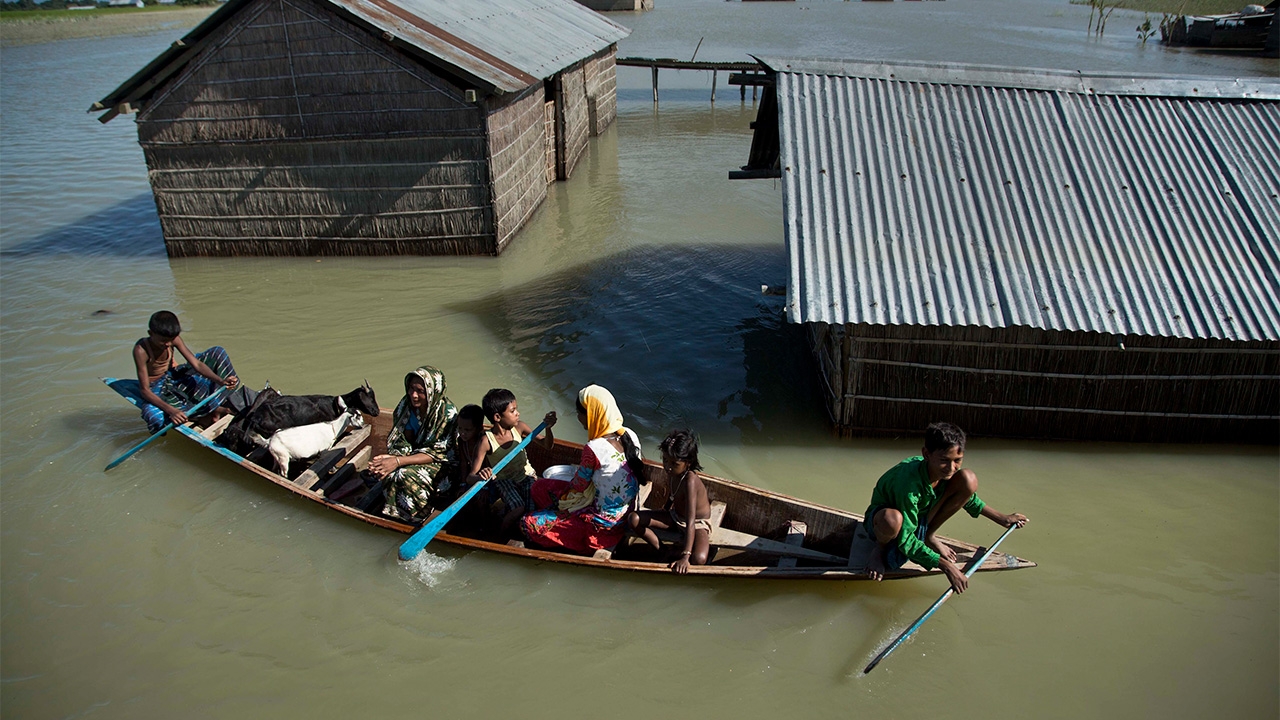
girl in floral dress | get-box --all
[521,385,644,553]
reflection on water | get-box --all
[459,245,826,444]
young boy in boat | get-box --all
[470,389,556,534]
[865,422,1027,593]
[623,429,712,574]
[132,310,240,432]
[440,403,486,504]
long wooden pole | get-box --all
[863,525,1019,673]
[398,421,548,561]
[105,387,227,471]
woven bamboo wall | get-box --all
[555,62,589,181]
[543,100,557,186]
[135,0,495,256]
[582,46,618,136]
[810,322,1280,443]
[486,87,549,254]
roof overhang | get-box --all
[91,0,629,121]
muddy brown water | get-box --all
[2,1,1276,717]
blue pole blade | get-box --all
[398,421,547,561]
[863,524,1018,673]
[105,387,227,471]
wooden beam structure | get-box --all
[617,57,766,104]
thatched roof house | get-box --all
[92,0,629,256]
[734,58,1280,442]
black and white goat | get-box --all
[219,382,378,455]
[249,381,379,436]
[265,408,366,476]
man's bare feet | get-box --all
[925,534,957,563]
[867,545,888,582]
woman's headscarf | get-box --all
[560,384,640,514]
[387,365,456,459]
[578,384,625,440]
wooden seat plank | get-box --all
[710,526,843,564]
[292,447,346,488]
[200,412,236,440]
[346,445,372,472]
[332,424,370,455]
[318,460,357,497]
[327,445,374,503]
[291,425,371,488]
[777,520,807,568]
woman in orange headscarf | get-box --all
[521,385,644,553]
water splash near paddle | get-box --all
[856,623,912,678]
[401,551,456,589]
[862,526,1021,673]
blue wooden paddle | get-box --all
[104,386,227,471]
[398,421,547,561]
[863,524,1019,673]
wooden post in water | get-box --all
[741,81,746,101]
[652,67,659,104]
[711,70,717,104]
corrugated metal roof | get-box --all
[336,0,630,92]
[760,57,1280,342]
[93,0,628,113]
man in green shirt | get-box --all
[865,422,1028,593]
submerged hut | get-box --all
[91,0,629,256]
[1161,1,1277,51]
[732,58,1280,442]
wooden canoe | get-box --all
[103,378,1036,580]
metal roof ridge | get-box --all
[755,56,1280,100]
[349,0,539,90]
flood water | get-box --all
[1,1,1276,718]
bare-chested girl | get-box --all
[624,429,711,574]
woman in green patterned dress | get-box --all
[368,366,458,520]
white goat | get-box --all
[266,409,365,475]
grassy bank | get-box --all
[0,6,215,46]
[1,7,183,22]
[1068,0,1255,14]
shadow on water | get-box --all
[454,244,830,446]
[0,193,165,257]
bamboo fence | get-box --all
[810,322,1280,442]
[555,61,588,181]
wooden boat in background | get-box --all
[1161,2,1277,50]
[103,378,1036,580]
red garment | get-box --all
[520,440,636,553]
